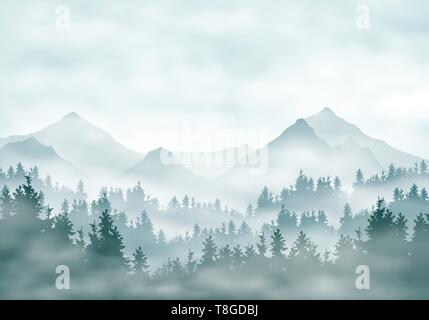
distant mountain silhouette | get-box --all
[306,107,423,167]
[216,118,383,208]
[123,147,207,199]
[0,112,143,177]
[271,118,326,146]
[0,108,424,197]
[0,137,84,182]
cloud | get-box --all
[1,0,428,156]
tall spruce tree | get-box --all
[132,246,149,276]
[200,235,217,267]
[420,160,428,175]
[0,185,13,219]
[232,245,244,268]
[365,198,396,253]
[288,231,320,265]
[244,244,257,260]
[354,169,365,188]
[257,233,268,257]
[97,209,127,270]
[52,210,75,244]
[339,203,353,236]
[393,187,404,201]
[407,184,419,200]
[218,245,233,266]
[75,226,86,252]
[185,249,197,274]
[12,175,43,221]
[270,229,286,259]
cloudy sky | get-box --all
[1,0,429,156]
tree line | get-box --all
[0,174,428,298]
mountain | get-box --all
[266,119,381,183]
[123,147,207,199]
[0,137,84,182]
[306,107,423,168]
[0,112,143,177]
[216,118,382,208]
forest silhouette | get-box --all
[0,162,428,299]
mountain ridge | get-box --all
[0,112,144,177]
[0,137,85,183]
[306,108,423,168]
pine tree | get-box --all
[45,175,53,189]
[227,220,236,235]
[200,235,217,267]
[214,198,221,211]
[256,186,274,212]
[322,249,332,266]
[244,244,257,260]
[185,249,197,274]
[355,227,364,252]
[171,258,185,278]
[75,226,86,252]
[157,229,167,246]
[257,233,268,257]
[388,164,396,180]
[132,246,149,275]
[270,229,286,259]
[96,192,112,215]
[97,209,127,270]
[420,188,429,201]
[334,234,355,263]
[52,210,75,243]
[407,184,419,200]
[181,195,190,209]
[410,213,429,273]
[420,160,428,175]
[393,213,408,241]
[76,180,87,200]
[29,166,40,181]
[232,245,244,268]
[276,205,298,231]
[168,196,180,210]
[339,203,353,236]
[280,187,290,204]
[365,198,395,249]
[12,175,43,220]
[218,245,233,266]
[317,210,328,226]
[15,162,26,180]
[88,221,100,250]
[245,204,254,217]
[190,224,200,240]
[237,221,251,235]
[0,185,13,218]
[135,210,156,242]
[333,176,342,193]
[6,166,14,180]
[288,231,320,265]
[393,187,404,201]
[354,169,365,188]
[61,199,69,215]
[412,213,429,243]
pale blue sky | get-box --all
[1,0,429,156]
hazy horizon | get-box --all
[1,1,429,157]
